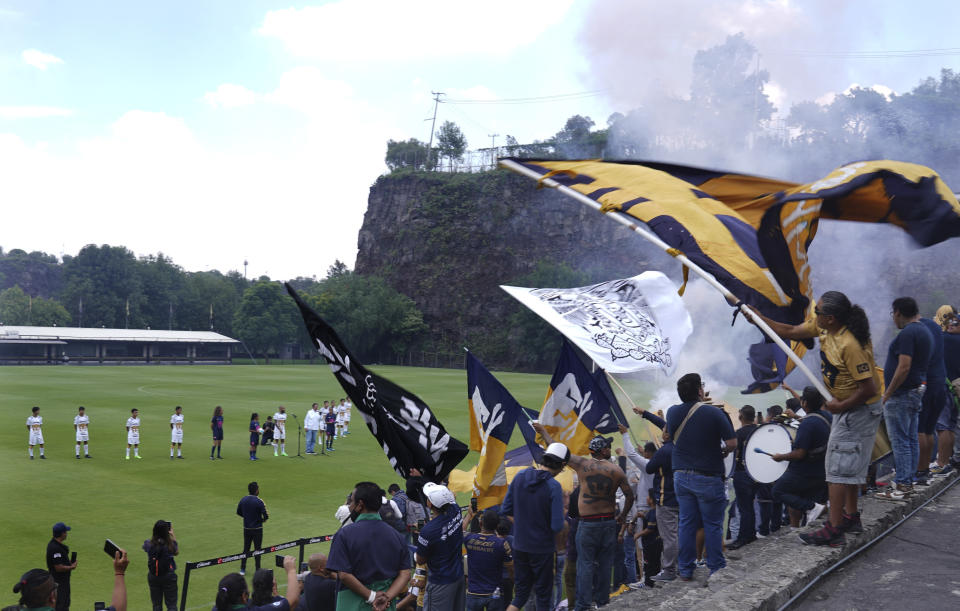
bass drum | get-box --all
[723,443,734,478]
[744,423,796,484]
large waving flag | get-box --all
[502,271,692,374]
[501,158,960,391]
[537,341,624,455]
[467,352,522,510]
[501,158,960,325]
[286,284,468,482]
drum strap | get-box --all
[671,402,704,446]
[806,412,831,457]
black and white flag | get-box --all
[286,284,468,482]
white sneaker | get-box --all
[627,581,645,590]
[806,502,826,524]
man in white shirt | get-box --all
[126,408,142,459]
[304,403,321,454]
[27,406,45,459]
[74,406,91,459]
[342,399,352,435]
[273,405,288,457]
[170,405,185,459]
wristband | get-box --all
[367,591,377,604]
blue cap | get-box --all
[52,522,71,536]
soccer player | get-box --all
[211,405,224,460]
[27,406,45,459]
[249,412,261,461]
[335,400,344,439]
[342,398,351,435]
[170,405,185,459]
[126,408,142,459]
[74,406,91,459]
[319,401,331,450]
[272,405,288,457]
[324,406,337,452]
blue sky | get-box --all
[2,0,958,280]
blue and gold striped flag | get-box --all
[467,351,522,510]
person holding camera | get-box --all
[12,548,129,611]
[251,568,284,606]
[213,555,300,611]
[296,553,338,611]
[142,520,179,611]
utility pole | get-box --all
[243,259,248,281]
[426,91,444,170]
[488,133,499,169]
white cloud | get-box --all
[22,49,64,70]
[0,106,73,119]
[203,83,258,109]
[259,0,574,62]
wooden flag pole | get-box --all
[605,373,663,449]
[499,158,834,403]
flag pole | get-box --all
[499,158,834,402]
[604,373,662,449]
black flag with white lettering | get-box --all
[286,283,468,482]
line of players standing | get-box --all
[25,399,353,460]
[303,399,353,455]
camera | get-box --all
[275,554,286,568]
[94,603,106,610]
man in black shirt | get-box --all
[46,522,77,610]
[237,481,269,575]
[727,406,759,550]
[297,553,337,611]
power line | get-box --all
[767,46,960,59]
[444,89,606,105]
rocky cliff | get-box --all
[355,170,669,369]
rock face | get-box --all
[355,170,668,368]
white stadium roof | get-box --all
[0,326,239,343]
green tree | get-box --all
[552,115,607,158]
[31,297,71,326]
[137,253,186,330]
[435,121,467,170]
[60,244,141,328]
[177,270,244,335]
[0,248,63,298]
[0,285,30,324]
[232,281,300,362]
[385,138,433,171]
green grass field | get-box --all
[0,363,669,610]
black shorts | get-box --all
[213,429,223,441]
[919,383,947,435]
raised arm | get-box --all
[618,425,647,470]
[742,306,817,341]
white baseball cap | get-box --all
[544,442,570,464]
[422,482,456,508]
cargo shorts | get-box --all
[825,401,882,485]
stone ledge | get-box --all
[602,471,959,611]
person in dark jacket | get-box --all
[142,520,179,611]
[46,521,76,611]
[633,407,679,582]
[237,481,269,575]
[501,442,568,611]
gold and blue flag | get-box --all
[467,351,522,510]
[538,341,624,455]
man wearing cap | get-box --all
[46,522,77,610]
[666,373,736,582]
[415,482,465,611]
[532,424,633,611]
[501,441,568,611]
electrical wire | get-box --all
[444,90,606,105]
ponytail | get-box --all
[820,291,871,348]
[12,569,54,607]
[215,573,246,610]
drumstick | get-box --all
[753,448,776,457]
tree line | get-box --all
[0,245,424,363]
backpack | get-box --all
[148,544,171,577]
[379,502,407,534]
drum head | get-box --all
[744,424,794,483]
[723,443,734,477]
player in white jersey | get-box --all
[342,399,352,435]
[170,405,185,459]
[126,408,142,459]
[27,406,45,459]
[334,401,344,439]
[272,405,288,457]
[74,406,91,459]
[319,400,331,449]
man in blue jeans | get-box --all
[666,373,736,582]
[532,424,633,611]
[878,297,933,499]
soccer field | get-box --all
[0,363,670,610]
[0,363,568,610]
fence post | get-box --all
[179,565,192,611]
[298,538,306,566]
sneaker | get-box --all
[76,455,81,460]
[210,456,215,460]
[40,455,46,459]
[726,538,754,551]
[839,512,863,533]
[930,464,953,477]
[914,471,931,486]
[239,570,245,576]
[696,559,707,567]
[799,522,844,547]
[281,452,288,456]
[30,456,34,460]
[755,532,767,539]
[126,456,130,460]
[274,452,279,457]
[134,455,142,459]
[250,456,259,461]
[217,456,223,459]
[611,584,630,597]
[651,571,677,582]
[627,581,645,590]
[85,455,91,458]
[805,503,826,525]
[176,455,184,459]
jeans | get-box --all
[885,389,922,485]
[732,470,757,542]
[623,535,638,584]
[554,553,565,605]
[757,483,782,535]
[466,593,502,611]
[773,470,827,512]
[305,429,318,453]
[574,520,617,611]
[511,550,553,611]
[147,571,178,611]
[674,471,726,577]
